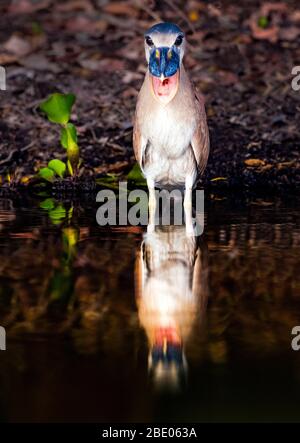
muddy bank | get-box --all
[0,0,300,193]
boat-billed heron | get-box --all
[135,224,208,391]
[133,22,210,210]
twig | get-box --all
[131,0,162,22]
[101,13,141,30]
[106,141,127,153]
[163,0,196,34]
[0,141,35,166]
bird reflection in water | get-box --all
[135,218,208,392]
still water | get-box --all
[0,195,299,422]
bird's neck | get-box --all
[145,65,191,109]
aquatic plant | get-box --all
[39,93,80,181]
[126,163,146,186]
[95,164,147,190]
[39,197,72,225]
[39,197,79,306]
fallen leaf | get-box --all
[261,2,288,17]
[0,53,18,65]
[94,161,129,175]
[121,87,138,98]
[249,22,279,43]
[65,16,108,34]
[290,11,300,23]
[210,177,228,182]
[116,38,142,61]
[280,27,300,41]
[122,71,143,84]
[244,159,266,167]
[102,2,139,17]
[3,35,32,57]
[195,72,214,85]
[55,0,94,12]
[260,164,273,171]
[277,161,296,169]
[189,31,206,42]
[207,4,222,17]
[20,54,61,73]
[233,34,252,45]
[79,57,125,72]
[185,54,198,69]
[218,70,239,86]
[247,2,290,43]
[8,0,51,14]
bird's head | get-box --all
[148,327,187,391]
[144,22,185,105]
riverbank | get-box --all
[0,0,299,193]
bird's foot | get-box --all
[184,189,194,236]
[148,189,157,229]
[147,222,155,235]
[184,207,195,236]
[184,198,192,212]
[183,191,192,211]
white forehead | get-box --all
[149,32,180,47]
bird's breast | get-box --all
[142,106,195,157]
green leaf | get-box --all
[127,163,147,186]
[60,123,78,150]
[61,125,80,173]
[39,93,76,125]
[39,167,55,182]
[36,191,51,197]
[49,204,66,224]
[39,198,55,210]
[63,227,79,249]
[48,159,66,178]
[96,180,119,190]
[49,270,73,301]
[258,16,268,28]
[98,173,118,183]
[67,146,80,168]
[68,206,74,221]
[95,173,119,189]
[67,159,73,176]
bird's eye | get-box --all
[145,36,154,47]
[175,35,183,46]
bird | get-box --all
[133,22,210,213]
[135,223,208,390]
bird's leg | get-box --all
[147,178,156,233]
[184,175,194,236]
[184,175,193,210]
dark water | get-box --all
[0,195,300,422]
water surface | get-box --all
[0,196,299,422]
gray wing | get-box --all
[133,96,148,167]
[191,91,210,174]
[133,111,143,166]
[192,240,209,323]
